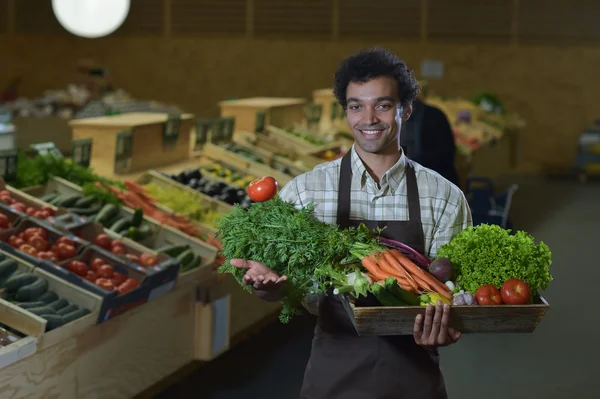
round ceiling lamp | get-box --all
[52,0,131,38]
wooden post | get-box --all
[511,0,520,47]
[420,0,428,43]
[332,0,339,41]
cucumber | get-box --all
[131,207,144,227]
[40,193,59,203]
[156,244,189,257]
[0,270,21,289]
[370,283,407,307]
[5,273,38,294]
[68,202,103,216]
[181,254,202,273]
[109,217,130,233]
[41,314,64,331]
[136,223,152,238]
[56,304,79,316]
[176,249,194,266]
[0,259,18,278]
[38,290,59,304]
[49,195,64,206]
[15,301,46,309]
[384,278,420,306]
[94,204,119,225]
[61,308,90,324]
[74,195,97,208]
[27,306,57,316]
[16,278,49,302]
[57,194,82,208]
[0,253,5,262]
[48,298,69,311]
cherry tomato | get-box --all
[19,244,38,256]
[111,240,125,249]
[85,270,98,283]
[111,246,126,255]
[25,208,36,216]
[475,284,503,305]
[55,236,74,246]
[23,228,43,241]
[40,206,55,217]
[55,243,77,261]
[95,278,115,291]
[98,264,114,278]
[501,278,531,305]
[111,272,127,286]
[67,261,88,277]
[28,235,50,252]
[0,214,10,229]
[94,234,112,250]
[117,278,139,294]
[247,176,278,202]
[90,258,105,272]
[125,254,140,264]
[139,253,159,267]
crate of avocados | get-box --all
[0,180,67,225]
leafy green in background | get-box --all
[437,224,552,295]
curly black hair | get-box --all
[333,47,420,110]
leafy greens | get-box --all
[436,224,552,295]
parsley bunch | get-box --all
[216,196,377,323]
[436,224,552,295]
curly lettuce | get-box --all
[436,224,552,295]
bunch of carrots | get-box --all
[350,243,452,301]
[95,180,225,267]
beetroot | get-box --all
[429,257,453,283]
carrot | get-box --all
[381,251,420,292]
[392,276,420,294]
[375,252,404,278]
[361,256,391,281]
[124,180,148,194]
[389,249,452,300]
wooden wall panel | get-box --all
[253,0,333,39]
[14,0,67,35]
[338,0,421,40]
[428,0,513,43]
[171,0,246,36]
[114,0,164,36]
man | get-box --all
[401,97,461,186]
[231,48,472,399]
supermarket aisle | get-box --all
[156,178,600,399]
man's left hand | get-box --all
[413,301,461,349]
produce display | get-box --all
[199,164,257,188]
[84,232,159,269]
[163,167,254,208]
[63,253,140,294]
[220,143,295,177]
[0,254,91,331]
[217,178,553,324]
[5,226,81,262]
[279,128,328,146]
[0,190,57,221]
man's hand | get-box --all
[413,301,461,349]
[230,259,287,302]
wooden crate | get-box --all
[341,295,550,336]
[218,97,306,133]
[69,112,195,176]
[232,135,310,177]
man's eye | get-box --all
[348,105,361,111]
[378,104,392,110]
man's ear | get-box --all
[402,104,413,121]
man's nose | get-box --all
[363,108,380,125]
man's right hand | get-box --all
[230,259,287,302]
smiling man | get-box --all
[230,48,472,398]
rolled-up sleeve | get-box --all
[429,188,472,259]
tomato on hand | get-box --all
[501,278,531,305]
[475,284,503,305]
[247,176,278,202]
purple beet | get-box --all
[429,258,453,282]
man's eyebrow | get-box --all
[347,96,396,103]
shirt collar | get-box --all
[350,145,407,193]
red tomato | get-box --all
[125,254,140,264]
[67,261,88,277]
[85,270,98,283]
[95,278,115,291]
[117,278,139,294]
[475,284,503,305]
[247,176,278,202]
[111,272,127,286]
[12,203,26,213]
[139,253,159,267]
[55,236,74,246]
[111,240,125,249]
[28,235,50,252]
[501,278,531,305]
[38,210,50,219]
[94,234,112,250]
[98,264,114,278]
[37,251,56,261]
[111,246,126,255]
[19,244,38,256]
[0,214,10,229]
[55,243,77,261]
[0,190,10,197]
[90,258,105,272]
[40,206,55,217]
[25,208,36,216]
[0,195,13,204]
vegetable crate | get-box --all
[264,125,348,156]
[0,180,70,226]
[340,294,549,335]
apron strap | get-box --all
[336,150,353,229]
[405,160,422,224]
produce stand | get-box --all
[218,97,306,133]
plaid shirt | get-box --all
[279,145,472,260]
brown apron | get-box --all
[299,151,447,399]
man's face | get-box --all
[345,76,409,155]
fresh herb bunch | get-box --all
[216,196,377,323]
[436,224,552,295]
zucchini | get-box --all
[16,278,49,302]
[156,244,189,257]
[131,207,144,227]
[67,202,103,216]
[384,278,420,306]
[27,306,57,316]
[40,192,59,203]
[57,194,82,208]
[0,259,18,278]
[370,283,407,307]
[61,308,90,324]
[176,249,194,266]
[94,204,119,225]
[15,301,46,309]
[49,195,64,206]
[56,304,79,316]
[74,195,97,208]
[48,298,70,311]
[109,217,130,233]
[38,290,59,304]
[5,273,38,294]
[41,314,64,331]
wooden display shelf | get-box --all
[219,97,306,133]
[69,112,195,176]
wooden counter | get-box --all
[69,112,195,175]
[219,97,306,133]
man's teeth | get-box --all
[361,129,383,135]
